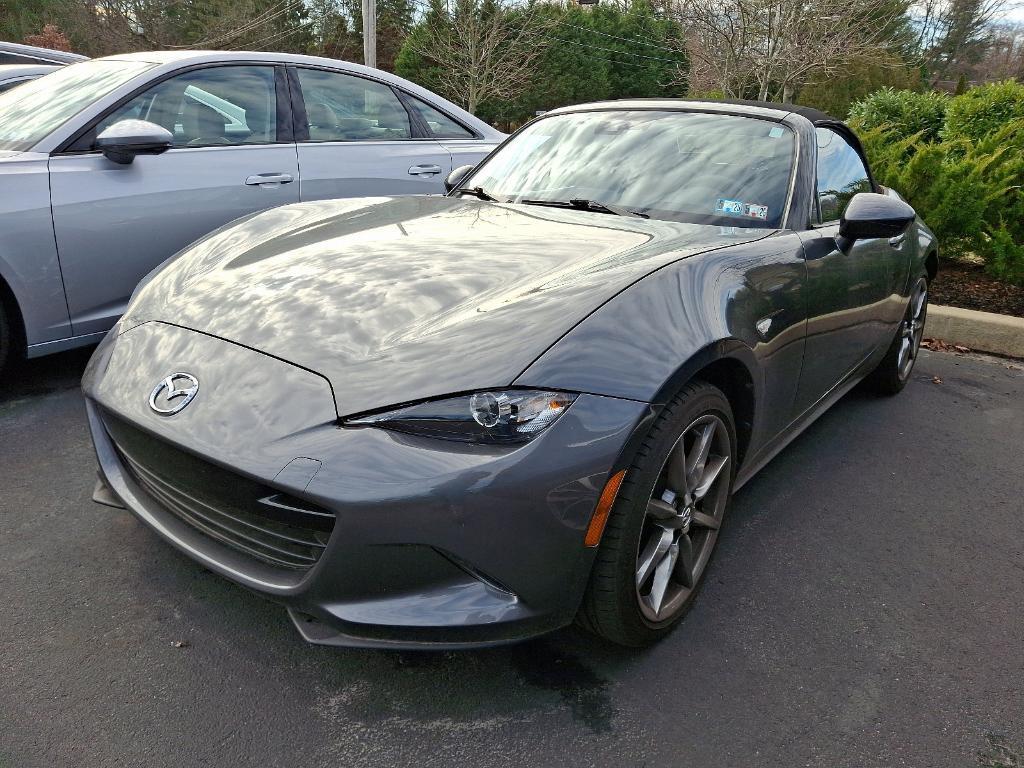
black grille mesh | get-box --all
[102,411,335,571]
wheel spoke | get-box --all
[648,542,678,615]
[691,510,720,530]
[686,423,715,488]
[674,533,697,588]
[693,455,729,500]
[913,289,927,318]
[665,441,688,495]
[647,498,677,521]
[636,528,673,588]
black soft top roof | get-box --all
[695,99,839,125]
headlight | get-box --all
[344,390,578,444]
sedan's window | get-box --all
[297,69,411,141]
[95,65,277,148]
[0,59,154,151]
[0,78,30,94]
[465,110,795,228]
[405,95,474,139]
[815,127,873,223]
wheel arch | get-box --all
[0,268,27,359]
[924,249,938,282]
[649,339,758,469]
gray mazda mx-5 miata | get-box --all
[84,100,937,649]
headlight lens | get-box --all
[345,390,578,444]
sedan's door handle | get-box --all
[245,172,294,187]
[408,164,443,176]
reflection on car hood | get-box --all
[127,196,771,416]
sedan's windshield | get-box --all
[0,59,155,152]
[465,110,796,228]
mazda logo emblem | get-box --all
[148,373,199,416]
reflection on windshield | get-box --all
[465,110,796,229]
[0,59,155,152]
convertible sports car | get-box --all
[84,100,937,648]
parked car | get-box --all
[0,63,58,93]
[0,51,505,375]
[84,100,938,649]
[0,41,87,66]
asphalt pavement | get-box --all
[1,347,1022,768]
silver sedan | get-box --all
[0,51,504,374]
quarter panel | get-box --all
[0,152,72,345]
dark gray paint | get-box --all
[83,102,938,647]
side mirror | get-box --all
[838,192,915,248]
[444,164,475,194]
[96,119,173,165]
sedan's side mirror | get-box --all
[96,119,173,165]
[838,192,916,249]
[444,164,475,194]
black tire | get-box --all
[0,297,11,380]
[578,380,737,647]
[866,275,929,396]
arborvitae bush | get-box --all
[847,87,950,142]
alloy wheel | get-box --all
[898,278,928,381]
[635,413,732,623]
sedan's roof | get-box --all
[548,98,842,126]
[0,41,87,64]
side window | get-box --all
[815,127,872,223]
[95,65,277,148]
[405,95,474,139]
[296,69,411,142]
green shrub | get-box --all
[859,121,1024,284]
[942,80,1024,143]
[848,87,949,142]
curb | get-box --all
[926,304,1024,359]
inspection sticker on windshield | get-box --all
[715,199,769,220]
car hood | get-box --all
[126,196,771,417]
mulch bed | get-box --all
[930,261,1024,319]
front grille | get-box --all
[102,412,335,571]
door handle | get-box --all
[245,173,294,187]
[408,164,443,176]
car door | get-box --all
[290,67,454,201]
[794,126,907,413]
[48,64,299,337]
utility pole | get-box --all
[361,0,377,69]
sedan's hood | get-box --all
[128,196,770,416]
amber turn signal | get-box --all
[584,469,626,547]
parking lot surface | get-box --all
[1,347,1021,768]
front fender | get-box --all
[515,232,810,466]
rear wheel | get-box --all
[578,381,736,646]
[866,275,928,395]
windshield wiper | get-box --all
[521,198,649,218]
[455,186,499,202]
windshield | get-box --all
[0,59,155,151]
[465,110,796,228]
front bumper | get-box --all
[84,323,648,649]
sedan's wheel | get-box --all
[867,275,928,395]
[0,298,11,380]
[578,380,736,646]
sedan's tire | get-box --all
[866,275,929,396]
[0,298,11,380]
[578,380,736,647]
